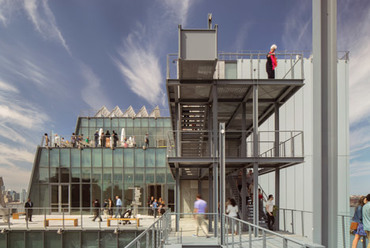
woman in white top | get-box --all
[266,194,275,230]
[226,198,239,234]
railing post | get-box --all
[249,225,252,248]
[283,209,286,232]
[291,210,294,233]
[152,227,154,248]
[63,210,65,229]
[342,215,345,248]
[7,208,11,230]
[146,232,149,248]
[283,238,288,248]
[239,221,242,248]
[263,230,266,247]
[301,211,304,237]
[232,218,235,248]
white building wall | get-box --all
[236,58,350,243]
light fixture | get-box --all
[57,228,64,235]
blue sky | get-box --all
[0,0,368,194]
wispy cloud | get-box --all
[23,0,70,54]
[281,1,312,50]
[0,79,18,93]
[113,0,196,107]
[233,23,252,52]
[80,63,113,110]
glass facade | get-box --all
[28,117,175,212]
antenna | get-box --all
[208,13,212,29]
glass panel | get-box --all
[81,168,90,183]
[50,168,59,183]
[113,184,123,203]
[123,184,133,207]
[81,149,91,167]
[156,149,166,167]
[141,118,148,126]
[135,168,144,184]
[103,149,112,167]
[167,170,175,183]
[113,167,123,184]
[96,118,103,127]
[9,232,25,248]
[60,168,70,183]
[26,232,42,248]
[125,127,133,138]
[101,232,117,248]
[164,119,171,127]
[156,168,166,183]
[112,118,119,127]
[135,149,144,167]
[146,168,155,183]
[126,118,133,127]
[149,118,156,127]
[61,185,69,209]
[0,232,6,248]
[225,61,237,79]
[119,232,136,247]
[51,185,58,211]
[39,168,49,183]
[50,149,59,167]
[92,168,102,185]
[92,184,101,204]
[123,168,134,184]
[71,184,80,208]
[157,119,164,127]
[119,118,126,127]
[60,149,70,167]
[71,149,80,167]
[113,149,123,167]
[81,118,89,127]
[123,149,133,167]
[103,168,112,201]
[89,118,96,128]
[39,184,49,207]
[81,128,88,137]
[104,118,111,128]
[92,149,102,167]
[64,232,80,248]
[39,149,49,167]
[167,184,175,212]
[71,168,80,182]
[146,148,155,167]
[133,119,141,127]
[45,231,62,248]
[82,184,91,208]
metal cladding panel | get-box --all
[180,30,217,60]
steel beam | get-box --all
[175,168,180,232]
[212,82,219,237]
[219,123,226,245]
[208,168,213,232]
[252,84,259,236]
[167,79,304,86]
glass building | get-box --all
[28,106,175,213]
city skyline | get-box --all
[0,0,368,194]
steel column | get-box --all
[274,103,280,230]
[212,83,219,237]
[175,168,180,232]
[242,167,247,229]
[219,123,226,245]
[252,84,259,236]
[208,168,213,232]
[313,0,338,246]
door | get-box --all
[147,184,163,204]
[51,184,70,213]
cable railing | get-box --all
[223,215,324,248]
[0,207,166,231]
[167,130,304,159]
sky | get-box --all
[0,0,368,195]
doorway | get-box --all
[51,184,70,213]
[147,184,163,204]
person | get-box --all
[362,194,370,248]
[258,189,265,220]
[108,198,114,217]
[100,131,105,147]
[115,195,122,218]
[71,133,76,148]
[148,196,154,216]
[266,44,277,79]
[110,132,115,149]
[113,131,118,148]
[92,199,102,222]
[132,136,136,147]
[94,130,99,148]
[44,133,49,148]
[103,199,109,219]
[266,194,275,230]
[25,198,33,222]
[352,196,368,248]
[158,200,166,215]
[226,198,239,234]
[105,130,111,148]
[144,133,149,148]
[54,134,60,147]
[152,199,158,218]
[193,194,210,238]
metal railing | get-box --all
[0,207,164,231]
[167,130,304,158]
[124,210,171,248]
[223,215,324,248]
[279,208,357,248]
[167,51,306,80]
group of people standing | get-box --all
[94,130,119,149]
[148,196,165,218]
[351,194,370,248]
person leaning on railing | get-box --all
[351,196,367,248]
[266,44,277,79]
[362,194,370,248]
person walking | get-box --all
[266,194,275,230]
[92,199,102,222]
[351,196,368,248]
[24,198,33,222]
[193,194,210,238]
[148,196,154,216]
[362,194,370,248]
[44,133,49,148]
[152,199,158,218]
[266,44,277,79]
[114,196,122,218]
[226,198,239,234]
[94,130,99,148]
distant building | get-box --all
[20,189,27,203]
